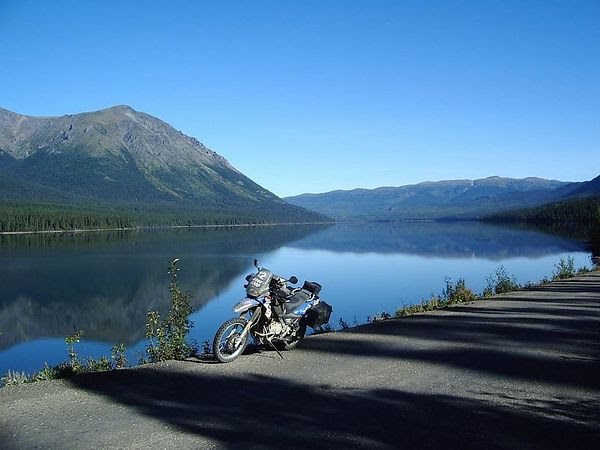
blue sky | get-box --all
[1,0,598,197]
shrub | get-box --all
[395,297,440,317]
[552,256,575,280]
[65,330,85,373]
[33,363,60,381]
[111,343,127,369]
[338,318,350,329]
[367,312,392,323]
[394,277,478,318]
[145,259,194,362]
[576,266,592,275]
[442,277,477,304]
[86,356,112,372]
[64,330,127,374]
[201,340,212,355]
[483,266,520,297]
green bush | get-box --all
[145,259,194,362]
[33,363,60,381]
[395,297,441,317]
[443,277,477,304]
[395,278,477,318]
[85,356,111,372]
[111,343,127,369]
[64,330,126,374]
[552,256,575,280]
[483,266,520,297]
[65,330,85,373]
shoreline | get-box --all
[0,221,336,236]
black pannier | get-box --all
[302,280,322,296]
[305,301,332,329]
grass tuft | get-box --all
[1,370,31,387]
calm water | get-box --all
[0,222,592,375]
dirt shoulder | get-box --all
[1,273,599,449]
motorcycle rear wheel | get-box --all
[213,317,249,363]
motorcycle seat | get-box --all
[282,289,312,314]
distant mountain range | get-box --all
[0,105,324,226]
[567,175,600,198]
[285,176,600,221]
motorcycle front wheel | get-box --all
[213,317,250,363]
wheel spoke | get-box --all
[213,317,250,362]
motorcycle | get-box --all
[213,259,332,363]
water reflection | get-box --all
[289,222,585,259]
[0,221,591,375]
[0,225,327,351]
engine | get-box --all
[267,320,289,336]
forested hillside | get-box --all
[0,202,323,233]
[0,106,326,231]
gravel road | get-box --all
[1,273,599,449]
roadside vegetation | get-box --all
[1,259,195,388]
[143,259,194,363]
[345,256,599,328]
[0,333,129,387]
[1,256,598,387]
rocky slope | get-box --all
[0,106,323,222]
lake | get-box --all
[0,222,592,376]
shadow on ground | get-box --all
[69,366,599,450]
[65,275,600,449]
[307,277,600,390]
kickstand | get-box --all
[268,340,284,359]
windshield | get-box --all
[246,269,273,298]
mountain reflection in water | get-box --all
[288,222,584,259]
[0,225,327,350]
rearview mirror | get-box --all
[288,276,298,284]
[253,259,259,269]
[245,274,253,281]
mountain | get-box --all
[563,175,600,198]
[481,174,600,225]
[284,177,578,221]
[0,106,325,227]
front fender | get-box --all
[233,297,261,314]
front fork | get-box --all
[239,307,262,342]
